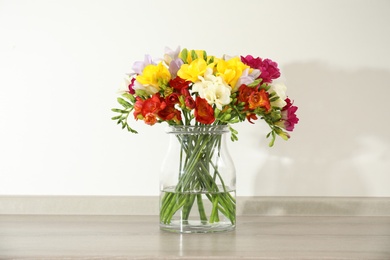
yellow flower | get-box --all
[216,57,249,91]
[136,62,171,92]
[177,58,209,82]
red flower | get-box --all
[248,89,271,111]
[144,113,157,125]
[194,97,215,124]
[185,96,195,109]
[237,84,254,103]
[134,94,167,125]
[158,104,182,122]
[141,94,166,117]
[133,97,144,120]
[278,98,299,131]
[166,93,180,105]
[246,113,258,124]
[169,77,191,92]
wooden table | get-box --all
[0,215,389,259]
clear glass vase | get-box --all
[160,125,236,233]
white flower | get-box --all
[192,68,231,110]
[132,80,160,95]
[269,82,287,108]
[117,75,132,94]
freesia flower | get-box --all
[164,46,183,77]
[241,55,280,83]
[240,55,262,69]
[237,84,254,104]
[236,68,261,87]
[276,98,299,131]
[134,94,167,125]
[135,62,171,95]
[248,89,271,111]
[216,57,249,91]
[269,82,287,108]
[259,58,281,83]
[194,97,215,124]
[192,68,231,110]
[168,58,184,78]
[169,77,191,98]
[132,55,156,75]
[177,58,208,82]
[113,47,299,147]
[163,46,181,65]
[118,75,135,94]
[158,103,181,122]
[185,96,195,109]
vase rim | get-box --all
[166,125,230,134]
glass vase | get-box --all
[160,125,236,233]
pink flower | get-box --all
[128,77,136,94]
[241,55,262,68]
[260,59,280,83]
[278,98,299,131]
[241,55,281,83]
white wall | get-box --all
[0,0,389,196]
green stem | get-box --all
[160,127,236,226]
[196,194,207,223]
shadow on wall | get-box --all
[251,62,390,197]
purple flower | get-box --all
[131,55,156,74]
[169,58,184,78]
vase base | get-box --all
[160,221,235,233]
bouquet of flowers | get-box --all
[112,47,298,145]
[112,47,298,231]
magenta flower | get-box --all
[241,55,262,68]
[277,98,299,131]
[128,77,136,94]
[241,55,281,83]
[260,59,281,83]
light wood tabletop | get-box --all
[0,215,389,259]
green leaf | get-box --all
[111,115,122,120]
[248,79,262,87]
[126,124,138,134]
[229,126,238,134]
[117,97,131,109]
[135,89,149,99]
[268,131,276,147]
[203,50,207,61]
[111,108,121,113]
[122,92,135,102]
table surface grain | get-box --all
[0,215,389,259]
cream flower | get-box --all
[117,75,133,94]
[269,82,287,108]
[192,68,231,110]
